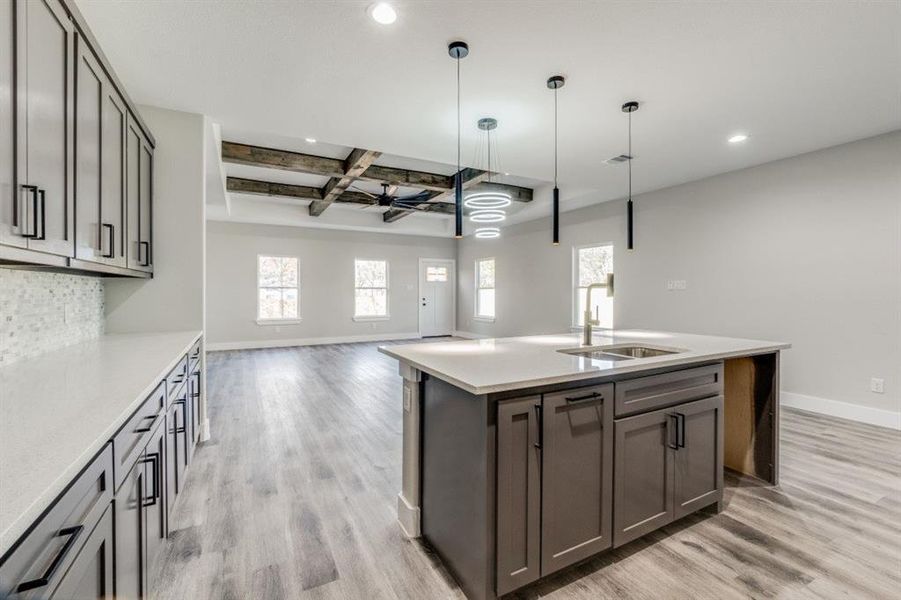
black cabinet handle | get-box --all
[667,414,679,450]
[102,223,114,258]
[191,373,200,398]
[139,241,150,266]
[676,413,686,448]
[533,404,543,450]
[20,185,38,238]
[37,189,45,240]
[15,525,84,593]
[565,391,603,404]
[141,452,160,507]
[133,413,158,434]
[174,399,186,433]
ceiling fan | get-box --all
[352,183,435,211]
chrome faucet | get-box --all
[583,273,614,346]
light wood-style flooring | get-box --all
[151,341,901,600]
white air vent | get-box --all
[604,154,633,165]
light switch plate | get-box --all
[870,377,885,394]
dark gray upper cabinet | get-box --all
[0,0,18,249]
[496,395,541,597]
[15,0,74,257]
[126,116,153,272]
[47,507,114,599]
[540,384,614,575]
[673,395,724,519]
[74,36,126,267]
[613,406,675,547]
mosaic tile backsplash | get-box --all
[0,270,105,365]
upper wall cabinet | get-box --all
[0,0,154,277]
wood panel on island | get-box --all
[220,141,533,223]
[0,0,154,277]
[0,336,204,599]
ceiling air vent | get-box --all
[604,154,633,165]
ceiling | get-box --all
[77,0,901,235]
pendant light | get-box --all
[622,101,639,250]
[547,75,565,245]
[468,117,510,238]
[448,41,469,239]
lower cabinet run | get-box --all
[0,336,204,599]
[493,364,724,597]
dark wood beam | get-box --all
[309,148,381,216]
[383,200,455,223]
[226,176,376,206]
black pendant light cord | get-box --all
[628,109,632,203]
[554,87,558,188]
[457,56,461,186]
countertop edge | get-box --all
[379,342,789,396]
[0,331,203,557]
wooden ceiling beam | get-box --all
[309,148,381,216]
[226,176,377,206]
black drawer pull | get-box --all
[141,452,160,506]
[133,413,158,434]
[676,413,686,448]
[20,185,39,238]
[139,240,150,266]
[533,404,542,450]
[36,189,46,240]
[565,391,603,404]
[102,223,114,258]
[667,414,679,450]
[16,525,84,593]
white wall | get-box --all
[205,221,455,349]
[458,132,901,424]
[105,106,206,334]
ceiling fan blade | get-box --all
[350,185,378,199]
[394,190,434,204]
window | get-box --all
[475,258,496,320]
[574,244,613,328]
[426,266,449,282]
[257,255,299,322]
[354,259,389,319]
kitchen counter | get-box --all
[0,330,202,556]
[378,329,790,395]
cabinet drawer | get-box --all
[166,356,188,405]
[0,444,113,599]
[112,382,165,491]
[614,363,723,418]
[188,339,201,371]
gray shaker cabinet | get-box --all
[540,384,613,575]
[14,0,75,257]
[126,115,153,272]
[0,0,18,249]
[114,455,147,600]
[74,36,126,267]
[673,395,724,519]
[47,507,114,599]
[496,395,541,596]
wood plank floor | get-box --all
[151,341,901,600]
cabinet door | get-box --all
[541,385,613,575]
[144,419,167,583]
[73,37,102,262]
[100,86,126,266]
[190,370,202,444]
[139,135,152,268]
[114,456,146,600]
[49,506,114,599]
[165,404,178,521]
[0,0,21,248]
[496,396,541,596]
[173,398,187,491]
[613,407,675,547]
[126,116,152,272]
[17,0,74,257]
[673,395,724,519]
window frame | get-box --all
[571,243,614,330]
[353,258,390,321]
[474,257,496,322]
[256,254,301,325]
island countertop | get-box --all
[0,330,202,557]
[378,330,790,395]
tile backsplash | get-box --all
[0,270,105,365]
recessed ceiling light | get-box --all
[728,134,748,144]
[305,137,316,144]
[368,3,397,25]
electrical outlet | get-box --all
[870,377,885,394]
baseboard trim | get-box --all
[452,330,490,339]
[781,391,900,430]
[207,332,421,351]
[397,492,421,538]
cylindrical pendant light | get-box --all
[547,75,565,245]
[622,101,639,250]
[449,41,469,239]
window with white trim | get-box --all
[475,258,496,320]
[573,244,613,328]
[257,255,299,321]
[354,259,389,319]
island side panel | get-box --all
[398,363,422,537]
[422,375,497,600]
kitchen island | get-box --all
[379,330,789,600]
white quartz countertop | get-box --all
[379,330,790,396]
[0,330,202,556]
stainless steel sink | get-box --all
[558,344,685,361]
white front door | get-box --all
[419,259,455,337]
